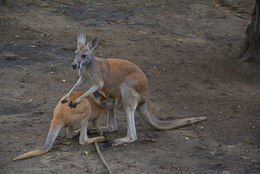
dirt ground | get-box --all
[0,0,259,173]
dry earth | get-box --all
[0,0,259,174]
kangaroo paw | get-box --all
[61,98,68,104]
[69,101,78,108]
[103,139,113,148]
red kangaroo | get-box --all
[62,32,207,146]
[13,92,115,161]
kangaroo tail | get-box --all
[12,125,62,161]
[12,150,48,161]
[137,102,207,130]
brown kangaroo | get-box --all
[62,32,207,146]
[12,92,115,161]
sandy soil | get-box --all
[0,0,259,173]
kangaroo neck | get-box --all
[83,56,99,68]
[81,57,106,81]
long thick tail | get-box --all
[12,150,48,161]
[137,102,207,130]
[12,125,62,161]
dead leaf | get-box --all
[83,151,89,156]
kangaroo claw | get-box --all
[61,98,68,104]
[69,101,78,108]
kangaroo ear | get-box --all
[87,37,100,52]
[77,31,86,48]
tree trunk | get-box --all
[240,0,260,62]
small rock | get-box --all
[83,151,89,156]
[222,170,231,174]
[197,125,204,130]
[210,151,216,155]
[241,156,248,160]
[95,2,103,6]
[146,133,156,138]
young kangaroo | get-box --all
[62,32,207,146]
[12,91,114,161]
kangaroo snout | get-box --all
[72,64,78,70]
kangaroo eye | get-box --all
[81,55,87,58]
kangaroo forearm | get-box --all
[67,77,85,96]
[75,85,100,103]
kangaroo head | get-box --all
[72,32,100,70]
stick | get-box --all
[232,13,247,19]
[8,65,26,71]
[57,9,65,15]
[54,0,78,6]
[94,142,113,174]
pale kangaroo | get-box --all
[13,92,115,161]
[62,32,207,146]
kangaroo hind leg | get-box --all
[112,83,140,146]
[79,118,88,145]
[66,125,74,139]
[99,109,118,133]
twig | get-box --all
[8,65,26,71]
[54,0,78,6]
[192,127,202,139]
[57,9,65,15]
[232,13,247,19]
[94,142,113,174]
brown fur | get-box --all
[51,92,111,129]
[12,92,112,161]
[66,34,206,146]
[86,58,149,101]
